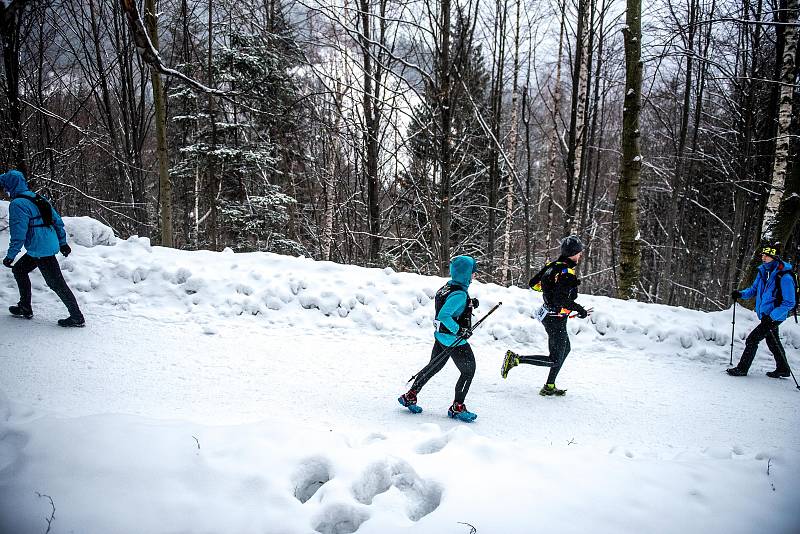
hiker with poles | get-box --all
[727,243,797,385]
[398,255,497,422]
[501,235,592,396]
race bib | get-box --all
[534,305,548,322]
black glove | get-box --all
[60,244,71,257]
[576,307,588,319]
[731,290,741,299]
[457,326,473,339]
[2,257,12,268]
[471,298,479,309]
[760,315,775,327]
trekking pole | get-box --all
[408,302,503,383]
[730,297,737,366]
[764,327,800,391]
[789,366,800,391]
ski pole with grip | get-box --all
[407,302,503,383]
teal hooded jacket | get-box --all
[434,255,477,347]
[1,170,67,260]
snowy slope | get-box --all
[0,203,798,534]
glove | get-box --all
[471,298,479,309]
[760,315,774,327]
[2,257,12,268]
[60,244,72,257]
[457,327,473,339]
[731,290,741,299]
[576,307,588,319]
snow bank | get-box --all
[2,209,795,365]
[0,200,115,248]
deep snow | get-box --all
[0,201,798,534]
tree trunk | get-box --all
[501,0,521,286]
[438,0,452,275]
[565,0,589,234]
[0,0,28,175]
[145,0,174,247]
[617,0,643,299]
[544,0,566,254]
[761,0,799,243]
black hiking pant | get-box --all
[411,340,475,404]
[526,315,570,385]
[12,254,83,319]
[736,319,790,373]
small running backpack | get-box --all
[774,264,800,322]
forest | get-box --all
[0,0,797,311]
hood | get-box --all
[449,255,477,288]
[0,170,30,198]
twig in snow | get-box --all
[457,522,477,533]
[34,492,55,534]
[767,458,776,492]
[192,436,200,450]
[567,438,576,445]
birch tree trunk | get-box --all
[761,0,799,243]
[565,0,590,234]
[544,0,566,254]
[617,0,643,299]
[500,0,521,285]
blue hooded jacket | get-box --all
[740,259,796,322]
[434,255,477,347]
[0,170,67,260]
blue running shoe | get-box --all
[447,402,477,422]
[398,391,423,414]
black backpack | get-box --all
[774,264,800,322]
[22,194,56,229]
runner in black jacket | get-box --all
[502,235,591,396]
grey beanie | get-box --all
[560,235,584,257]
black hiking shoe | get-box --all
[726,367,747,377]
[9,304,33,319]
[58,316,85,328]
[766,369,791,379]
[501,350,519,379]
[540,383,566,396]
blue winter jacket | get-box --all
[434,255,477,347]
[740,259,796,321]
[0,170,67,260]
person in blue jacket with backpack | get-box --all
[727,243,794,378]
[1,170,85,327]
[398,255,479,422]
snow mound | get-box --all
[2,209,797,365]
[0,200,115,248]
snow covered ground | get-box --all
[0,201,798,533]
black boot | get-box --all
[726,367,747,377]
[58,315,85,328]
[766,369,791,379]
[9,304,33,319]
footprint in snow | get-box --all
[293,456,333,504]
[312,503,369,534]
[350,458,442,521]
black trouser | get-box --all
[411,340,476,404]
[737,319,790,373]
[12,254,83,318]
[528,315,571,384]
